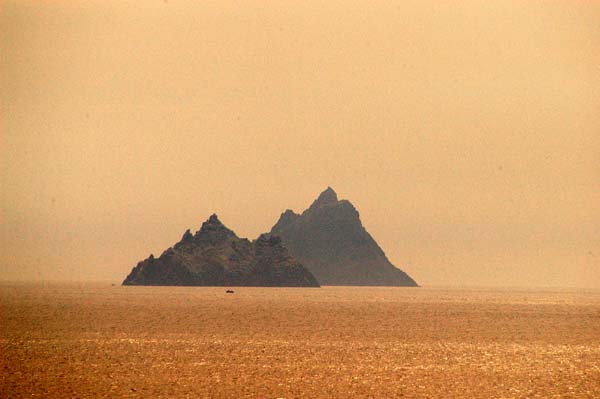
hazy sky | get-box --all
[2,1,599,287]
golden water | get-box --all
[2,283,599,398]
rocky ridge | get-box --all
[123,214,320,287]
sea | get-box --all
[1,282,599,398]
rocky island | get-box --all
[271,187,418,286]
[123,214,319,287]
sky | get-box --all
[1,0,599,287]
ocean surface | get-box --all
[1,283,599,398]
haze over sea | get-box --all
[2,1,599,397]
[2,282,599,398]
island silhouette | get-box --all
[124,188,417,287]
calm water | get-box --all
[1,283,599,398]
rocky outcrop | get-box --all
[123,214,319,287]
[271,187,418,286]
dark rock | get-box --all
[271,187,418,286]
[309,186,338,209]
[180,229,193,242]
[123,214,319,287]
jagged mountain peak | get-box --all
[272,209,299,231]
[282,209,299,218]
[309,187,338,209]
[181,229,193,242]
[206,213,223,226]
[196,213,236,237]
[271,189,418,286]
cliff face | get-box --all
[271,188,418,286]
[123,214,319,287]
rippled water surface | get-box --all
[1,283,599,398]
